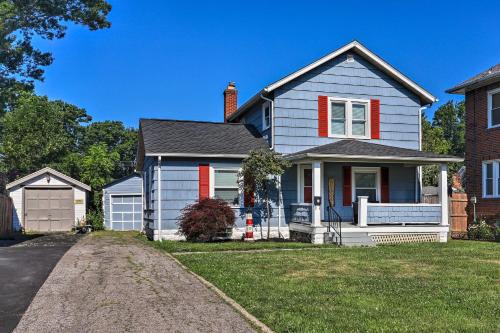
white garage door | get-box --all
[111,195,142,230]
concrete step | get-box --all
[324,231,375,247]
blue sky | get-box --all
[34,0,499,128]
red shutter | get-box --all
[343,166,352,206]
[244,179,255,207]
[381,167,389,203]
[198,164,210,200]
[370,99,380,139]
[318,95,329,137]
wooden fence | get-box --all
[0,194,13,236]
[450,192,468,238]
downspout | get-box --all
[260,94,282,234]
[417,106,426,202]
[157,156,162,241]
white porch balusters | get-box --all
[312,161,322,227]
[358,196,368,227]
[439,163,449,226]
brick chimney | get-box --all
[223,82,237,122]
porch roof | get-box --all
[285,140,463,164]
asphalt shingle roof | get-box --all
[287,140,461,161]
[447,64,500,94]
[139,119,269,156]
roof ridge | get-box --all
[140,118,249,126]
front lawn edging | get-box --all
[162,251,274,333]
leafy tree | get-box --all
[239,149,291,239]
[0,0,111,111]
[432,101,465,157]
[0,93,90,184]
[80,143,119,210]
[81,121,138,178]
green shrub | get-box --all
[467,220,495,241]
[178,198,235,242]
[86,210,105,231]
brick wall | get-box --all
[464,81,500,221]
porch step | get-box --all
[324,231,375,247]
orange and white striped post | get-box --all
[245,209,254,241]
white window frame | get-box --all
[297,164,313,204]
[262,101,271,130]
[210,167,242,207]
[351,167,381,202]
[487,88,500,129]
[482,160,500,198]
[328,97,371,139]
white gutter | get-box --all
[146,153,249,158]
[260,94,275,150]
[157,156,162,241]
[286,153,463,163]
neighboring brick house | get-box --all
[447,64,500,222]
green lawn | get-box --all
[167,240,499,333]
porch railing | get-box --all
[327,206,342,245]
[290,203,312,224]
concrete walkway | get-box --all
[14,234,256,333]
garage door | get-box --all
[111,195,142,230]
[25,188,74,231]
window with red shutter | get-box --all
[198,164,210,200]
[370,99,380,139]
[318,96,329,137]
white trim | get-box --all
[146,153,249,158]
[482,160,500,198]
[264,41,436,104]
[211,167,242,208]
[157,156,162,236]
[328,97,371,139]
[262,101,271,130]
[298,164,313,203]
[287,153,463,163]
[487,87,500,129]
[6,167,91,191]
[368,203,441,207]
[351,167,381,202]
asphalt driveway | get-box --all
[14,233,256,333]
[0,233,81,333]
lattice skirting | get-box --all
[370,233,439,244]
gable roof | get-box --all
[230,40,437,121]
[286,140,462,163]
[446,64,500,94]
[137,119,269,165]
[6,167,91,191]
[103,173,141,189]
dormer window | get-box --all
[328,97,370,139]
[488,88,500,128]
[262,102,271,130]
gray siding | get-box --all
[272,53,421,154]
[103,174,142,230]
[367,205,441,224]
[240,101,272,146]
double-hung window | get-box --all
[488,88,500,128]
[352,167,380,203]
[214,169,240,206]
[483,161,500,198]
[329,98,370,138]
[262,102,271,130]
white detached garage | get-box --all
[103,173,143,231]
[6,167,91,232]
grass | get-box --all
[163,240,500,333]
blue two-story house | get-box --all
[137,41,462,245]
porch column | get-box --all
[312,161,322,227]
[358,196,368,227]
[439,163,449,226]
